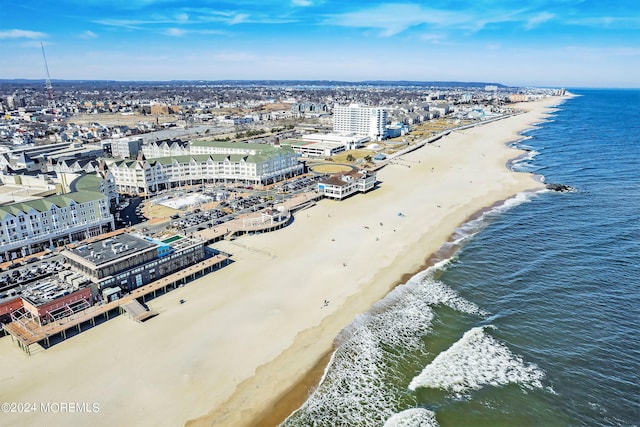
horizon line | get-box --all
[0,79,635,90]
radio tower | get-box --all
[40,42,56,111]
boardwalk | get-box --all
[194,191,321,243]
[3,254,229,354]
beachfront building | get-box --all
[509,93,531,103]
[141,138,190,158]
[62,232,205,294]
[0,191,113,262]
[317,169,377,200]
[5,277,92,326]
[107,141,303,194]
[333,104,388,141]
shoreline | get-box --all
[0,96,569,427]
[187,97,568,427]
[248,190,543,427]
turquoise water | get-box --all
[282,90,640,427]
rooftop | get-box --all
[69,233,157,267]
[0,191,106,219]
[21,274,89,306]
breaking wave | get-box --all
[281,190,542,425]
[408,326,545,396]
[281,266,481,426]
[383,408,439,427]
[447,191,537,250]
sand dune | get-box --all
[0,96,565,427]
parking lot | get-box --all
[124,174,325,237]
[170,208,227,230]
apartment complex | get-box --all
[0,191,113,261]
[108,141,303,194]
[141,138,190,158]
[333,104,388,141]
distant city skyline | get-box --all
[1,0,638,88]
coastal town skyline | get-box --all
[2,0,639,88]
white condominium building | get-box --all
[189,140,274,156]
[0,191,113,261]
[107,141,303,194]
[333,104,388,141]
[141,139,190,158]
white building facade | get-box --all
[141,139,190,158]
[109,137,143,159]
[317,170,377,200]
[108,141,303,194]
[333,104,388,141]
[0,192,113,260]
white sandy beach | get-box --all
[0,96,565,427]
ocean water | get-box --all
[282,89,640,427]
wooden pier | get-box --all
[3,254,229,354]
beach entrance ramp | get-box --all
[120,299,157,322]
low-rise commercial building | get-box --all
[62,232,205,294]
[317,170,377,200]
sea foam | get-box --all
[408,326,545,396]
[282,269,483,426]
[383,408,439,427]
[282,193,538,425]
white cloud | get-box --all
[324,4,470,36]
[80,30,98,39]
[175,13,189,23]
[0,29,48,39]
[565,16,640,28]
[229,13,250,25]
[67,0,177,10]
[93,19,146,30]
[291,0,314,6]
[165,28,186,37]
[419,33,446,44]
[525,12,555,30]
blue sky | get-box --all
[1,0,638,87]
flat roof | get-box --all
[21,275,88,306]
[69,233,157,267]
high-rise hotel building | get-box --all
[332,104,388,141]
